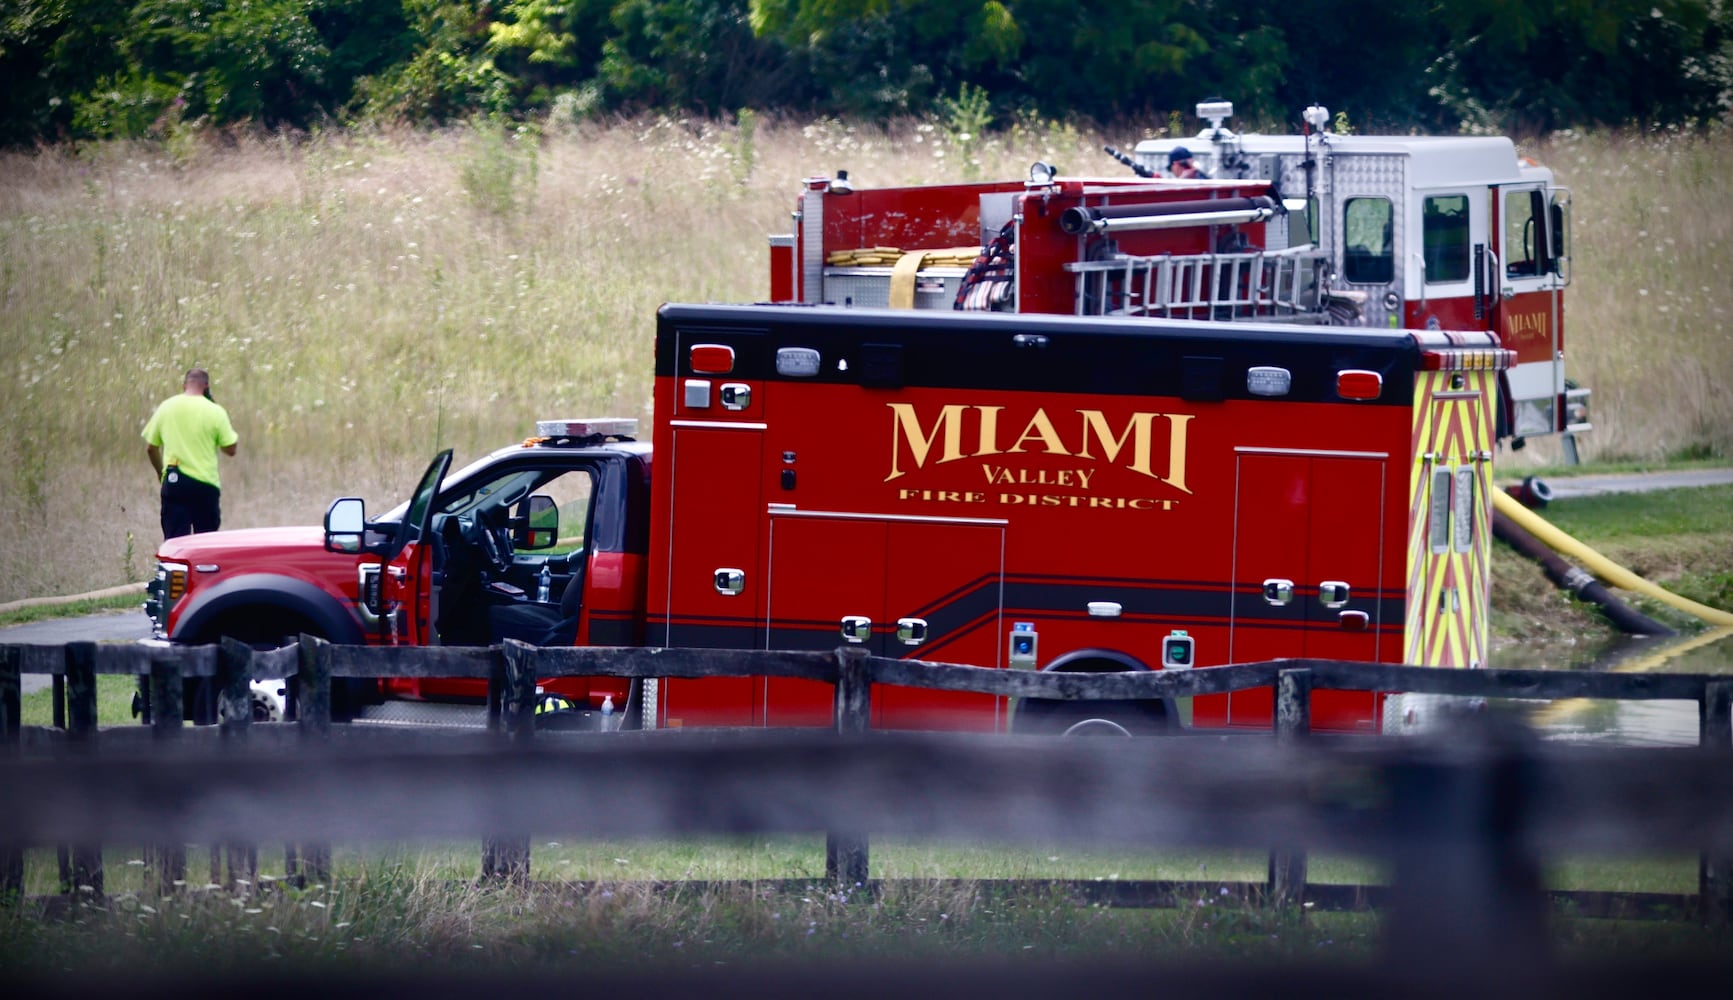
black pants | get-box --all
[160,470,222,539]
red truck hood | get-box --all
[156,525,331,562]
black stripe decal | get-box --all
[656,304,1420,405]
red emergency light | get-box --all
[1336,369,1383,400]
[689,343,736,374]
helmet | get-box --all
[1168,146,1194,166]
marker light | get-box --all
[1336,369,1383,400]
[689,343,735,374]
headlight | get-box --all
[145,561,187,635]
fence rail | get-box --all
[4,636,1732,961]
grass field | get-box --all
[1,117,1730,605]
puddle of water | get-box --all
[1488,627,1733,746]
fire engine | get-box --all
[145,301,1510,736]
[769,99,1588,456]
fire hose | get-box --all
[1492,488,1733,628]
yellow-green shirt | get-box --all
[141,394,238,489]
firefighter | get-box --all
[1168,147,1209,179]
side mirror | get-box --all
[516,494,559,550]
[324,497,366,553]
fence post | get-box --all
[1268,667,1311,909]
[1700,680,1733,926]
[144,652,187,894]
[826,645,871,886]
[60,642,104,901]
[214,639,258,894]
[1,646,21,902]
[482,642,535,885]
[0,646,18,743]
[1383,726,1550,981]
[290,636,332,888]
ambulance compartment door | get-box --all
[1222,449,1385,730]
[764,511,1006,730]
[655,422,765,728]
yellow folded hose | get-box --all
[1492,488,1733,626]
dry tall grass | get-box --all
[1514,126,1733,467]
[0,117,1728,602]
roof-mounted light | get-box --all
[1420,349,1516,372]
[1196,100,1233,131]
[533,418,639,443]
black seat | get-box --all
[489,557,584,647]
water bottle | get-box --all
[600,694,615,730]
[537,562,551,603]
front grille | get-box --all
[146,562,186,635]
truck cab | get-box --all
[143,420,650,717]
[1132,100,1586,451]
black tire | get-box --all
[1013,696,1168,737]
[186,607,347,722]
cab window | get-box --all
[1343,197,1394,283]
[533,468,595,557]
[1422,195,1470,283]
[1503,188,1550,278]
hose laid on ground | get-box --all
[1492,488,1733,627]
[1491,507,1675,636]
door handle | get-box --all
[1318,581,1350,608]
[840,615,873,644]
[713,568,744,596]
[1262,579,1294,606]
[895,617,928,646]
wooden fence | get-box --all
[4,635,1733,968]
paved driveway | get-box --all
[1537,467,1733,498]
[2,612,150,695]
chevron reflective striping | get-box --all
[1406,372,1494,668]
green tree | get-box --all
[751,0,1022,115]
[1429,0,1731,131]
[483,0,614,102]
[352,1,513,122]
[2,0,413,142]
[597,0,790,113]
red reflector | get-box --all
[690,343,735,374]
[1336,369,1382,400]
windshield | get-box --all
[435,468,541,516]
[379,449,531,523]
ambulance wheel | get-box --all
[1013,697,1168,737]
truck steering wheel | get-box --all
[474,506,515,574]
